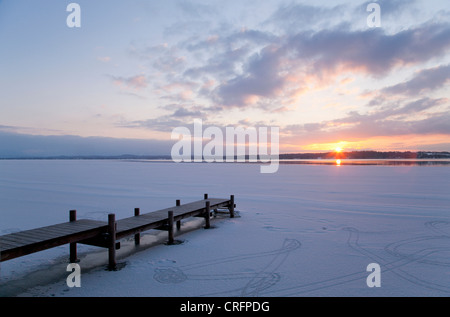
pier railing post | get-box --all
[205,201,211,229]
[108,213,117,271]
[134,208,140,245]
[204,193,208,200]
[69,210,78,263]
[229,195,235,218]
[176,200,181,230]
[168,210,174,245]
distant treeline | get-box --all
[280,151,450,159]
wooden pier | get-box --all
[0,194,235,270]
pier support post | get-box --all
[229,195,235,218]
[69,210,78,263]
[134,208,140,245]
[108,214,117,271]
[168,210,174,245]
[205,201,211,229]
[176,200,181,230]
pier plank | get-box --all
[0,220,108,261]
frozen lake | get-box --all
[1,160,449,297]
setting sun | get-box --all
[335,147,342,153]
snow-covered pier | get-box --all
[0,194,235,270]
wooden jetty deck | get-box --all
[0,194,235,270]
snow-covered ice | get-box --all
[1,160,449,297]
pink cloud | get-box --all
[112,75,148,90]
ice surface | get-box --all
[1,160,449,296]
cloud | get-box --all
[172,107,203,118]
[153,54,186,73]
[381,64,450,95]
[0,131,172,158]
[214,44,288,107]
[121,103,207,133]
[97,56,111,63]
[193,18,450,109]
[267,2,348,32]
[111,74,148,90]
[359,0,418,17]
[287,21,450,77]
[182,28,278,82]
[122,0,450,112]
[117,1,450,145]
[333,97,449,135]
[0,124,64,135]
[283,96,450,147]
[176,1,217,19]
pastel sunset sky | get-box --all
[0,0,449,156]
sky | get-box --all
[0,0,449,157]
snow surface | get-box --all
[1,160,449,297]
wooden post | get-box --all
[229,195,235,218]
[134,208,140,245]
[69,210,78,263]
[176,200,181,230]
[70,209,77,222]
[204,201,211,229]
[204,193,208,200]
[168,210,174,245]
[108,214,117,270]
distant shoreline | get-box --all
[1,150,449,161]
[277,159,450,166]
[1,157,450,166]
